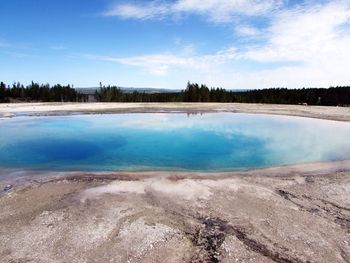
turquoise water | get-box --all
[0,113,350,172]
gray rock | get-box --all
[4,184,13,192]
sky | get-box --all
[1,0,350,90]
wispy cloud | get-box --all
[83,47,238,76]
[235,25,261,36]
[1,50,31,59]
[237,1,350,87]
[0,41,10,48]
[105,53,191,76]
[103,0,284,22]
[0,40,31,58]
[98,0,350,89]
[244,1,350,62]
[104,2,171,20]
[173,0,283,22]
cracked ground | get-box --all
[0,167,350,263]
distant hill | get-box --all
[121,87,181,93]
[75,87,181,94]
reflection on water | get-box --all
[0,113,349,172]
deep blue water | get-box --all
[0,113,350,172]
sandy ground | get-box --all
[0,102,350,121]
[0,103,350,262]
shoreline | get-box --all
[1,102,350,122]
[1,160,350,196]
[1,159,350,184]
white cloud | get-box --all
[173,0,283,22]
[84,48,238,76]
[104,2,171,20]
[235,25,261,36]
[103,0,284,22]
[244,1,350,62]
[238,1,350,88]
[99,0,350,89]
[115,54,190,75]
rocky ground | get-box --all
[0,163,350,263]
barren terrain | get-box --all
[1,102,350,121]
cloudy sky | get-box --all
[1,0,350,89]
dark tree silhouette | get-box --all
[0,81,349,106]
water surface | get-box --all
[0,113,349,172]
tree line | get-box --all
[1,81,350,106]
[0,82,78,102]
[94,82,350,106]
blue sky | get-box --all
[1,0,350,89]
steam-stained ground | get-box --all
[0,103,350,262]
[1,162,350,263]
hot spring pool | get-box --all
[0,113,349,172]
